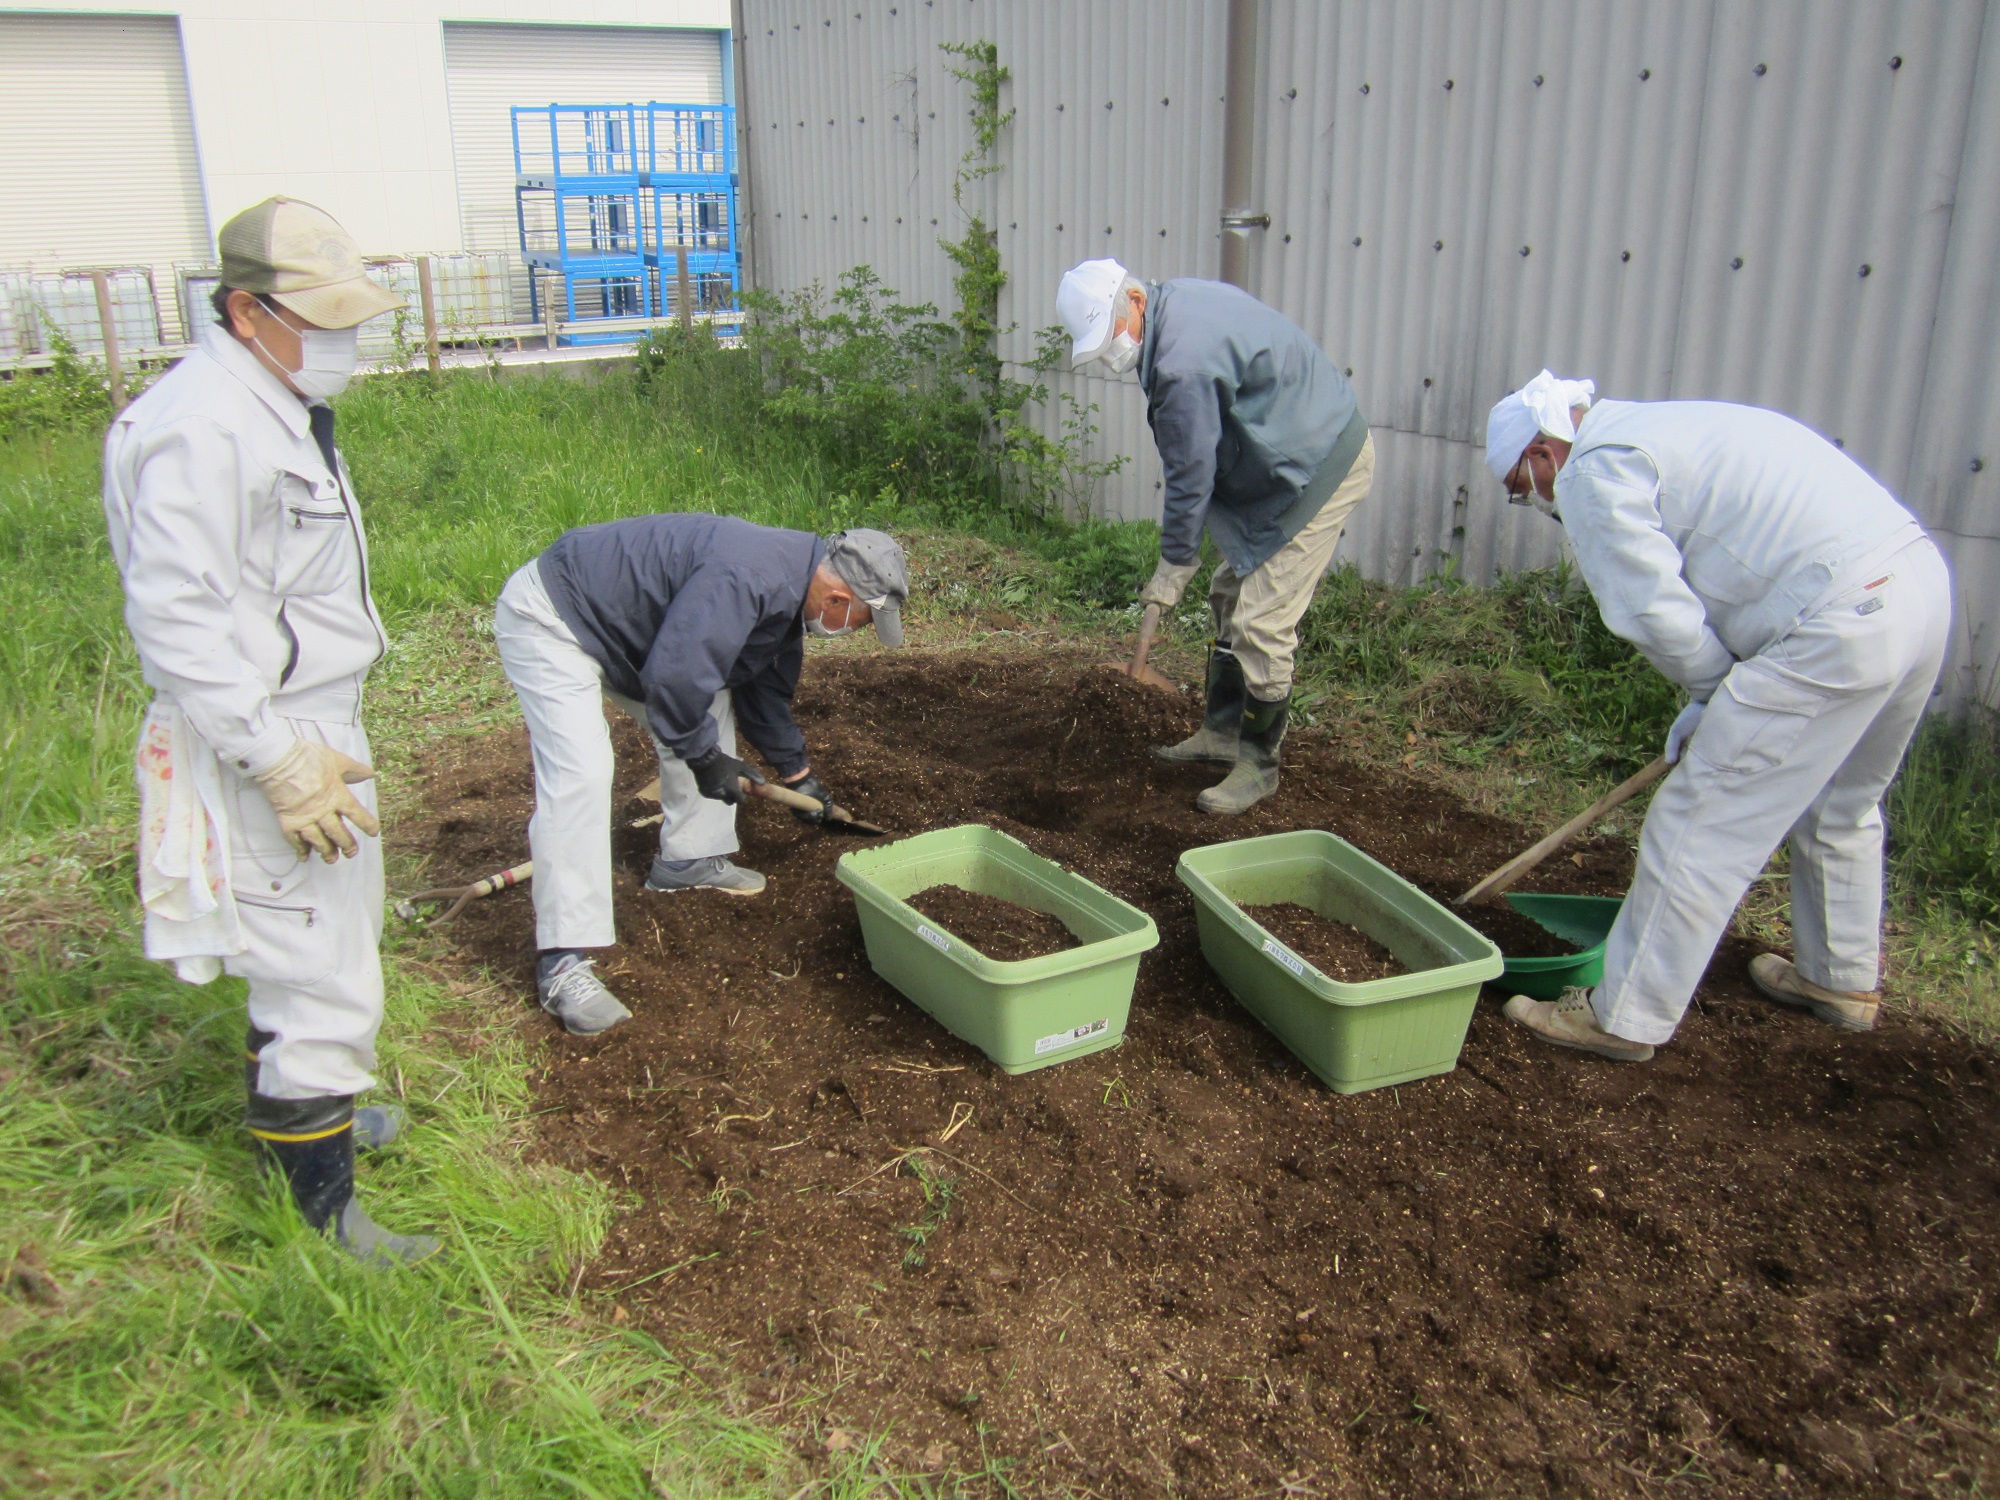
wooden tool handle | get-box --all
[1456,756,1670,906]
[1131,602,1162,677]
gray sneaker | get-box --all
[645,855,768,896]
[536,954,632,1035]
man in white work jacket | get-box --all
[103,196,435,1264]
[1485,372,1951,1062]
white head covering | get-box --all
[1484,370,1597,480]
[1056,258,1131,366]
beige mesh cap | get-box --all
[217,196,403,329]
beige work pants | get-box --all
[1208,433,1375,699]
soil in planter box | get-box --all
[413,647,2000,1500]
[904,883,1082,961]
[1241,900,1410,982]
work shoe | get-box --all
[249,1028,404,1149]
[645,855,768,896]
[246,1092,441,1268]
[1748,953,1880,1033]
[1502,987,1656,1062]
[1197,692,1290,815]
[1155,648,1247,765]
[536,952,632,1036]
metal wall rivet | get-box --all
[1105,100,1114,110]
[1890,55,1903,70]
[1345,367,1354,377]
[1621,250,1632,262]
[1360,83,1370,94]
[1286,87,1298,100]
[1352,236,1362,247]
[1057,103,1064,111]
[1444,78,1454,90]
[1434,240,1443,251]
[1520,245,1531,257]
[1731,256,1744,269]
[1859,264,1872,278]
[1974,457,1986,473]
[1754,62,1768,76]
[1422,377,1433,389]
[1533,74,1544,87]
[1162,97,1171,106]
[1639,68,1651,81]
[1283,233,1292,244]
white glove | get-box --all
[254,738,381,862]
[1664,700,1705,766]
[1138,558,1199,609]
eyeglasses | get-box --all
[1504,451,1535,502]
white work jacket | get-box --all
[1553,400,1925,700]
[103,325,387,776]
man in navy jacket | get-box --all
[493,515,907,1033]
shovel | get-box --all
[1103,602,1177,693]
[1456,756,1669,907]
[634,775,890,836]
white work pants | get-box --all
[1593,539,1951,1045]
[1209,435,1375,699]
[493,562,737,951]
[227,716,385,1100]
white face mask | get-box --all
[253,302,360,398]
[804,600,856,639]
[1101,328,1141,375]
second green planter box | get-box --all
[1177,830,1503,1093]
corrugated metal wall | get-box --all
[738,0,2000,707]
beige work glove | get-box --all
[253,738,382,862]
[1138,558,1199,609]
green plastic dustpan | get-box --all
[1497,894,1624,999]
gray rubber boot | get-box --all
[1197,693,1289,815]
[247,1091,441,1268]
[249,1026,404,1149]
[1154,649,1247,765]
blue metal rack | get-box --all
[513,101,740,343]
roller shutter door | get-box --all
[443,22,721,316]
[0,13,210,343]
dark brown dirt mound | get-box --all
[407,646,1999,1500]
[1242,901,1408,982]
[907,885,1080,961]
[1448,896,1587,960]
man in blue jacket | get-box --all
[1057,259,1374,813]
[493,516,907,1034]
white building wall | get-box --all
[736,0,2000,708]
[0,1,728,260]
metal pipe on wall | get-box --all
[730,0,756,292]
[1218,0,1267,289]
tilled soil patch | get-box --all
[1241,902,1408,982]
[906,885,1082,962]
[410,647,1999,1499]
[1447,896,1589,960]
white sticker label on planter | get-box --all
[916,924,950,952]
[1034,1018,1109,1055]
[1262,938,1308,977]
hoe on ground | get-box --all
[397,776,887,924]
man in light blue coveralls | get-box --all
[1057,259,1374,813]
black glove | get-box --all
[785,772,834,825]
[686,747,764,805]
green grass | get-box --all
[3,354,1995,1492]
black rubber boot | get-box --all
[247,1027,403,1149]
[1197,692,1290,815]
[1154,648,1248,765]
[247,1091,439,1267]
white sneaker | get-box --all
[1748,954,1880,1032]
[645,856,767,896]
[1503,986,1655,1062]
[536,955,632,1036]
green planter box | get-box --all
[1176,830,1504,1093]
[1497,893,1624,1000]
[835,825,1159,1074]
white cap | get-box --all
[1056,258,1131,367]
[1484,370,1597,480]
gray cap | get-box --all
[824,528,908,647]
